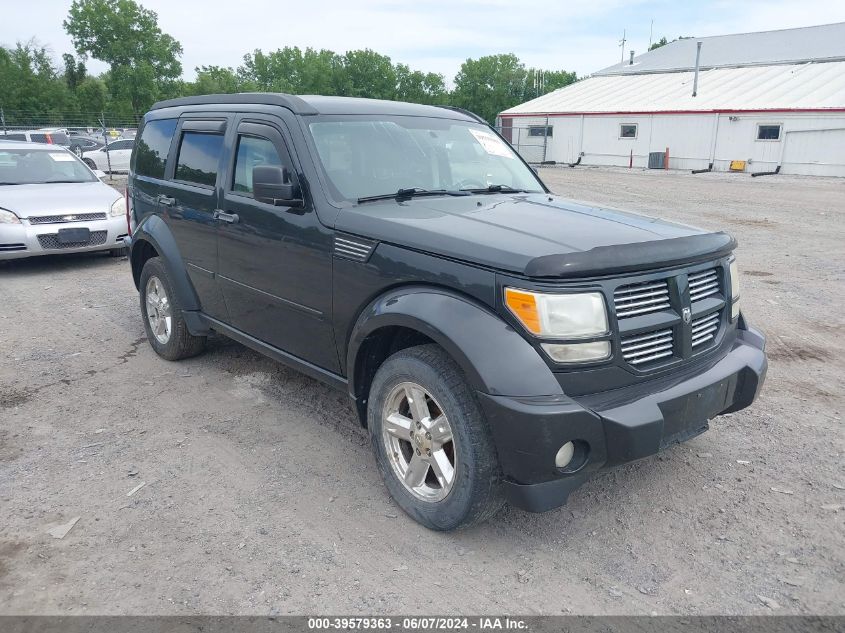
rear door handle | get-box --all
[157,195,175,206]
[213,210,239,224]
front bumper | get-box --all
[0,216,128,260]
[478,323,767,512]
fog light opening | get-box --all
[555,441,575,468]
[555,440,590,473]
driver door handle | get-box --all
[214,210,239,224]
[157,195,175,206]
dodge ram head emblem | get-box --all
[682,307,692,324]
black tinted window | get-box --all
[757,124,781,140]
[233,136,284,194]
[174,132,223,187]
[3,134,25,141]
[134,119,177,179]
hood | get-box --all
[0,181,121,218]
[335,193,733,278]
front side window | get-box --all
[757,124,781,141]
[0,148,96,185]
[620,124,638,139]
[307,116,543,202]
[232,136,284,195]
[134,118,177,179]
[174,132,224,187]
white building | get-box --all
[499,23,845,177]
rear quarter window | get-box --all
[134,119,177,179]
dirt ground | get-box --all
[1,167,843,615]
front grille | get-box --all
[689,268,720,302]
[37,231,107,250]
[620,328,674,366]
[692,311,720,349]
[614,279,671,318]
[0,243,27,252]
[29,212,107,225]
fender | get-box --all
[347,287,564,399]
[130,214,203,315]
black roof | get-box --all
[150,93,481,121]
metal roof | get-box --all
[501,61,845,116]
[596,22,845,76]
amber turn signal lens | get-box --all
[505,288,541,334]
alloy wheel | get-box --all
[381,381,456,502]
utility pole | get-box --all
[619,29,627,64]
[649,20,654,49]
[1,107,6,136]
[99,113,112,175]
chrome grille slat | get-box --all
[29,212,107,224]
[620,328,674,366]
[614,279,670,318]
[689,268,721,302]
[691,311,721,348]
[334,235,375,262]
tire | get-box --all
[139,256,206,361]
[83,158,96,168]
[367,344,503,530]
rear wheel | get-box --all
[139,257,206,360]
[368,344,503,530]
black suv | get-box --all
[126,94,767,530]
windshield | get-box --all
[307,116,544,202]
[0,148,96,185]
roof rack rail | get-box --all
[149,92,319,115]
[436,105,487,124]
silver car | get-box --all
[0,141,128,260]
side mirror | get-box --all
[253,165,303,207]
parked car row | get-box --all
[1,130,135,173]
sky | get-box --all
[3,0,845,82]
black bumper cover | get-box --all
[478,325,767,513]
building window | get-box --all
[528,126,553,137]
[757,124,782,141]
[620,124,638,139]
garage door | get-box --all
[781,129,845,177]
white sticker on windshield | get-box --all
[48,152,76,161]
[469,129,514,159]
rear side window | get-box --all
[174,132,224,187]
[134,119,177,179]
[3,133,25,141]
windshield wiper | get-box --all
[460,184,529,194]
[357,188,470,204]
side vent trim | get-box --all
[334,235,376,262]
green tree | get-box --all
[187,65,244,95]
[62,53,87,90]
[649,36,669,51]
[452,54,527,124]
[64,0,183,115]
[395,64,447,105]
[0,41,76,126]
[337,49,396,99]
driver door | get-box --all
[215,117,338,372]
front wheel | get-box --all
[368,345,503,530]
[139,256,206,360]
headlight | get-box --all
[728,258,740,320]
[0,209,21,224]
[505,288,609,338]
[110,197,125,217]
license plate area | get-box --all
[57,227,90,244]
[660,377,734,442]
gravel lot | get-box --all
[1,167,843,615]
